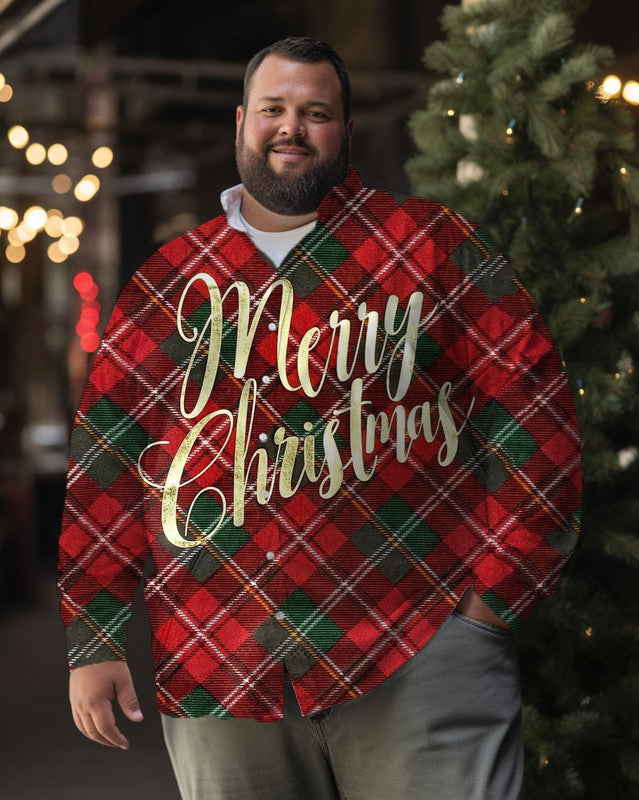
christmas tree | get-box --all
[406,0,639,797]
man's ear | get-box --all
[235,105,244,145]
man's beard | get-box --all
[235,129,350,216]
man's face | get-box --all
[235,54,353,216]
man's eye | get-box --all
[307,111,328,120]
[261,107,281,114]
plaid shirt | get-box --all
[58,168,581,720]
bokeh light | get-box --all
[52,174,72,193]
[47,143,68,165]
[25,143,46,165]
[74,174,100,201]
[8,125,29,148]
[92,146,114,168]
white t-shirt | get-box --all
[220,183,316,268]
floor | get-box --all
[1,573,181,800]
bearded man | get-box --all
[59,36,581,800]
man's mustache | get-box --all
[266,138,316,155]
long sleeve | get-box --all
[447,227,581,627]
[58,275,154,668]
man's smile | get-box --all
[268,140,314,163]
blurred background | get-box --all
[0,1,637,798]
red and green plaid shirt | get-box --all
[58,168,581,720]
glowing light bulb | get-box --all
[6,243,26,263]
[81,332,101,353]
[622,80,639,105]
[23,205,47,231]
[47,241,67,263]
[0,206,18,229]
[447,109,456,117]
[8,125,29,148]
[0,73,4,90]
[620,166,629,175]
[0,83,13,102]
[16,222,36,242]
[74,174,100,201]
[52,174,72,194]
[25,143,46,165]
[47,143,68,165]
[62,216,83,236]
[601,75,622,97]
[45,213,64,237]
[59,235,80,255]
[92,146,114,168]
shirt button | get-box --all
[261,374,271,385]
[268,322,277,331]
[266,551,275,561]
[275,611,285,621]
[258,433,268,443]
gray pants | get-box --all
[162,610,523,800]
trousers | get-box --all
[162,610,523,800]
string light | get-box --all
[455,72,465,85]
[59,235,80,255]
[74,174,100,201]
[5,243,25,263]
[52,174,72,194]
[73,272,101,352]
[622,80,639,105]
[585,626,593,637]
[8,125,29,148]
[0,77,113,281]
[447,108,456,117]
[598,75,639,105]
[44,210,64,237]
[572,197,584,216]
[62,216,83,236]
[16,222,36,242]
[23,205,47,232]
[620,166,629,176]
[0,83,13,102]
[506,118,516,136]
[600,75,622,97]
[92,146,113,168]
[25,143,46,165]
[7,228,23,246]
[0,206,18,229]
[47,143,68,165]
[47,241,67,263]
[577,379,585,396]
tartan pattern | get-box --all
[58,168,581,719]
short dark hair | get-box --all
[242,36,351,121]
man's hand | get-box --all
[457,588,510,630]
[69,661,144,750]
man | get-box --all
[59,37,581,800]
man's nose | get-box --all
[278,112,306,137]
